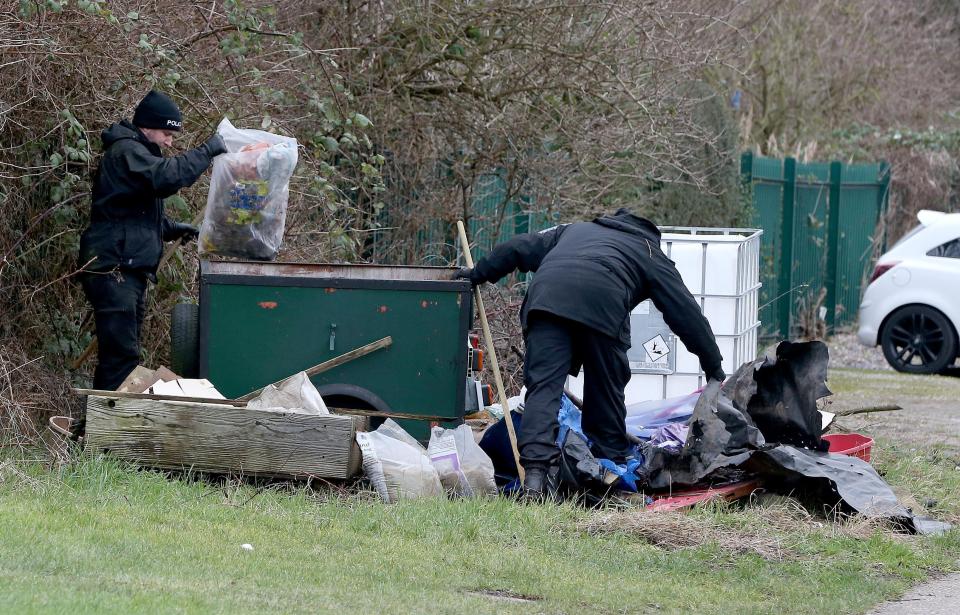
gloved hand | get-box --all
[203,133,228,157]
[169,222,200,244]
[707,368,726,384]
[452,267,482,286]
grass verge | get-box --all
[1,443,958,615]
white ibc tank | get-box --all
[567,226,762,404]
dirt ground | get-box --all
[823,332,960,450]
[825,367,960,452]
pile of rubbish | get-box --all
[476,341,951,535]
[66,342,951,535]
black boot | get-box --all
[523,465,547,502]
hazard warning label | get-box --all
[627,301,676,374]
[642,334,670,362]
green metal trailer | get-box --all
[171,260,477,439]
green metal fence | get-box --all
[376,171,557,267]
[377,155,889,337]
[462,173,556,262]
[742,152,890,340]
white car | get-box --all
[857,209,960,374]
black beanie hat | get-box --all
[133,90,182,131]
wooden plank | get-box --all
[85,396,364,479]
[235,336,393,401]
[74,388,451,421]
[75,389,246,406]
[331,407,451,422]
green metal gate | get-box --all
[742,152,890,340]
[375,170,557,267]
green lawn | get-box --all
[1,440,958,615]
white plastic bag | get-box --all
[245,372,329,415]
[199,118,298,260]
[356,419,442,503]
[427,424,497,497]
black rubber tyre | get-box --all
[170,303,200,378]
[881,305,957,374]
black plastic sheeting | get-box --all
[726,341,832,450]
[746,446,952,535]
[550,430,610,505]
[643,379,764,489]
[644,340,831,489]
[642,340,950,535]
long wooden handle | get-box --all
[457,221,524,482]
[235,336,393,401]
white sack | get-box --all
[427,424,497,497]
[356,419,442,503]
[246,371,329,415]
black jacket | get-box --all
[79,120,217,281]
[472,210,725,379]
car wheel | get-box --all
[881,305,957,374]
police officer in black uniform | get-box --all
[456,209,726,497]
[79,90,227,391]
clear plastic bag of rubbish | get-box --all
[245,372,329,415]
[199,118,298,260]
[427,424,497,497]
[355,419,442,503]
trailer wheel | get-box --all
[314,383,396,429]
[314,383,392,414]
[171,303,199,378]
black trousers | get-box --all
[82,270,147,391]
[520,311,633,468]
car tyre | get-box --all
[880,305,957,374]
[171,303,199,378]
